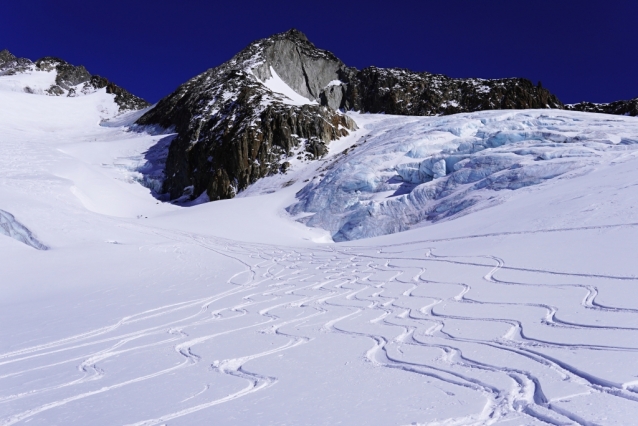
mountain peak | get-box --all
[35,56,70,71]
[0,50,32,75]
[276,28,308,42]
[0,49,16,62]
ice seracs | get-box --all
[0,210,48,250]
[288,110,638,241]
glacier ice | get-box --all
[287,110,638,241]
[0,209,48,250]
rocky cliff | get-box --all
[0,49,32,75]
[136,29,356,202]
[137,29,567,203]
[337,67,563,115]
[0,50,148,111]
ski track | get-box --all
[2,229,638,425]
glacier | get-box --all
[0,210,47,250]
[288,111,638,241]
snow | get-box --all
[324,79,343,88]
[0,66,56,94]
[259,66,318,106]
[2,69,638,425]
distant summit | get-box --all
[0,50,148,111]
[567,98,638,117]
[0,49,32,74]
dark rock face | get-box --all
[338,67,564,115]
[567,98,638,117]
[136,29,356,202]
[35,57,91,90]
[88,75,150,111]
[33,57,149,110]
[0,50,148,111]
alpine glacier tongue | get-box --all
[288,110,638,241]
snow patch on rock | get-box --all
[259,66,318,106]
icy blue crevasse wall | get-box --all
[0,209,48,250]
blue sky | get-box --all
[2,0,636,104]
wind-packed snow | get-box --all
[2,69,638,425]
[288,111,638,241]
[0,67,57,94]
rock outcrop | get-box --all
[567,98,638,117]
[0,50,148,111]
[136,29,356,202]
[337,67,563,115]
[0,49,32,75]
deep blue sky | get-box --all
[2,0,636,104]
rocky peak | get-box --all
[278,28,309,42]
[0,49,16,63]
[220,28,348,104]
[135,29,357,202]
[0,49,33,75]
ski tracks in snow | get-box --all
[2,231,638,424]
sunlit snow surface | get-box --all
[2,75,638,425]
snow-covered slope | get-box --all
[0,50,149,111]
[2,68,638,426]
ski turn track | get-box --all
[2,230,638,425]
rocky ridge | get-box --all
[0,49,32,75]
[136,29,567,203]
[336,67,563,115]
[567,98,638,117]
[0,49,149,111]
